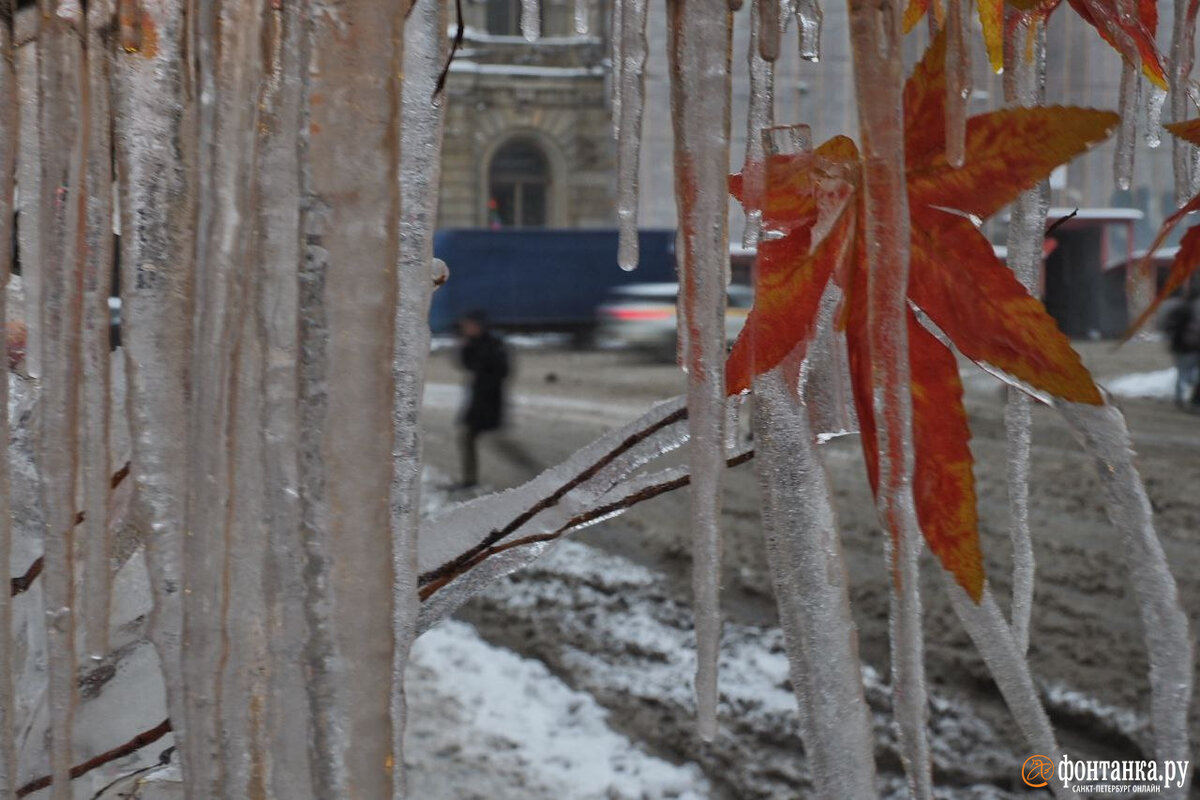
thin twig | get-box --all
[434,0,464,98]
[1045,208,1078,237]
[15,719,172,798]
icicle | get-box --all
[575,0,590,34]
[757,0,782,61]
[752,364,877,799]
[615,0,650,270]
[789,0,823,61]
[1001,11,1047,657]
[38,4,88,794]
[15,24,39,379]
[300,3,405,795]
[610,0,623,141]
[255,1,313,796]
[666,0,732,742]
[80,0,115,663]
[945,0,970,168]
[1169,0,1198,202]
[846,0,932,794]
[394,0,449,795]
[1114,64,1138,191]
[741,0,776,248]
[522,0,540,41]
[112,0,195,776]
[947,584,1081,800]
[0,5,15,794]
[1145,84,1166,147]
[1055,401,1194,799]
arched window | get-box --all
[487,139,550,228]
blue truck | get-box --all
[429,228,680,338]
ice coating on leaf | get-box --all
[1114,64,1138,191]
[394,1,449,794]
[1056,401,1194,799]
[113,0,193,768]
[39,8,89,793]
[0,12,15,794]
[522,0,541,40]
[751,368,877,798]
[1001,12,1048,656]
[946,583,1080,800]
[741,0,777,248]
[789,0,823,61]
[615,0,649,270]
[666,0,732,742]
[1169,0,1199,202]
[80,0,115,663]
[845,0,931,792]
[944,0,970,168]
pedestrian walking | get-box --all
[1161,285,1200,410]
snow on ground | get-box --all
[406,618,711,800]
[1102,368,1177,399]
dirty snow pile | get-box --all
[1102,368,1177,399]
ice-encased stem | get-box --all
[300,2,403,795]
[757,0,781,61]
[1056,401,1194,799]
[522,0,540,40]
[610,0,623,141]
[1114,63,1138,191]
[1169,0,1198,203]
[944,0,969,168]
[741,0,776,248]
[752,367,877,799]
[846,0,931,794]
[37,3,86,795]
[666,0,732,742]
[615,0,649,270]
[80,0,114,663]
[113,0,195,773]
[0,4,15,793]
[15,25,38,378]
[790,0,823,61]
[393,1,448,795]
[183,0,266,792]
[255,2,312,796]
[1002,12,1047,657]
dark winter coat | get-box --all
[460,331,510,432]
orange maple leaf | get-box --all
[1121,119,1200,338]
[727,34,1112,601]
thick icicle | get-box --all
[522,0,540,41]
[80,0,114,662]
[615,0,649,270]
[112,0,195,774]
[947,584,1080,800]
[1169,0,1198,202]
[300,2,403,795]
[741,0,776,248]
[0,2,15,793]
[789,0,823,61]
[846,0,932,794]
[1114,64,1138,191]
[1001,12,1047,656]
[944,0,969,168]
[665,0,732,742]
[757,0,782,61]
[1145,84,1166,147]
[14,20,38,379]
[37,2,87,794]
[394,0,449,795]
[752,365,877,799]
[255,1,313,796]
[183,0,266,792]
[1056,401,1194,799]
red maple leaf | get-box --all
[728,34,1112,601]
